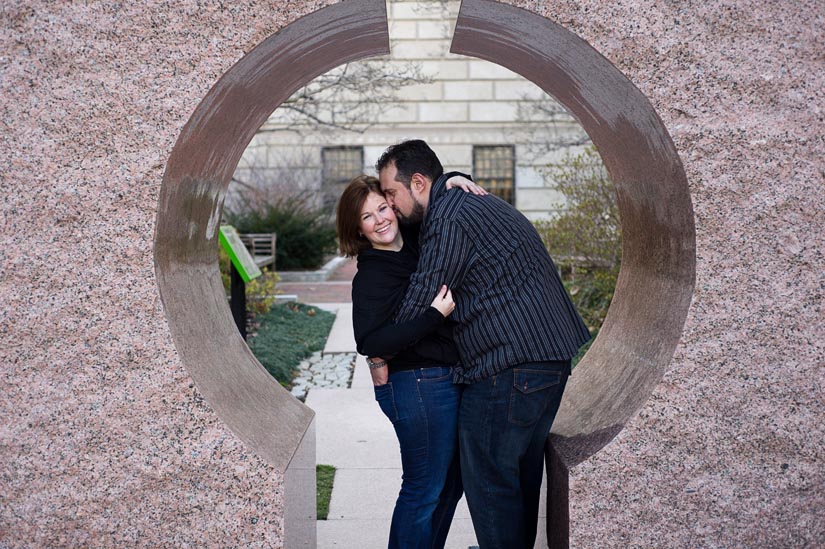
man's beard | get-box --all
[397,199,425,226]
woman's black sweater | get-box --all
[351,225,459,373]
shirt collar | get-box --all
[428,172,451,208]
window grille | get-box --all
[473,145,515,204]
[322,146,364,209]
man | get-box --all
[376,139,591,548]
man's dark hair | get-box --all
[375,139,444,188]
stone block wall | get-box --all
[2,0,822,547]
[239,0,580,219]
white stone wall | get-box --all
[235,0,590,218]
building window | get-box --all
[473,145,515,204]
[322,146,363,205]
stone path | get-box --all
[290,351,356,401]
[279,258,359,402]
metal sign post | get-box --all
[219,225,263,340]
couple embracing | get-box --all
[336,140,590,549]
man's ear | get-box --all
[410,173,428,193]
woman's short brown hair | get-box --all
[337,175,383,257]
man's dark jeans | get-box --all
[458,360,570,549]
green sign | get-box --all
[219,225,262,283]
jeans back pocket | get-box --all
[508,369,562,426]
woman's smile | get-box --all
[359,192,402,251]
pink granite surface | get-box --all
[501,1,823,546]
[1,1,332,546]
[1,0,822,547]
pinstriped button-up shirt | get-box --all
[395,173,592,384]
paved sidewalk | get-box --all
[308,307,479,549]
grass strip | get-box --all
[247,302,335,385]
[316,464,336,520]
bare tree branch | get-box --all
[514,96,593,160]
[257,60,431,134]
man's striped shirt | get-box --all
[395,173,592,384]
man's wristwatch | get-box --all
[367,358,387,370]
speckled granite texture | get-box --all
[502,1,823,547]
[1,0,822,547]
[1,1,333,546]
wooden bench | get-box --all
[239,233,277,270]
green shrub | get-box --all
[533,147,620,269]
[564,268,618,366]
[225,195,337,270]
[564,268,618,332]
[247,302,336,385]
[316,464,336,520]
[533,146,621,366]
[218,246,280,315]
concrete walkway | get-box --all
[309,306,479,548]
[294,258,547,548]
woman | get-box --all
[337,174,481,549]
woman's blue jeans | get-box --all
[374,366,463,549]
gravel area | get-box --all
[290,352,356,401]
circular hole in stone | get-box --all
[153,0,695,543]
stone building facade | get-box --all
[233,0,587,220]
